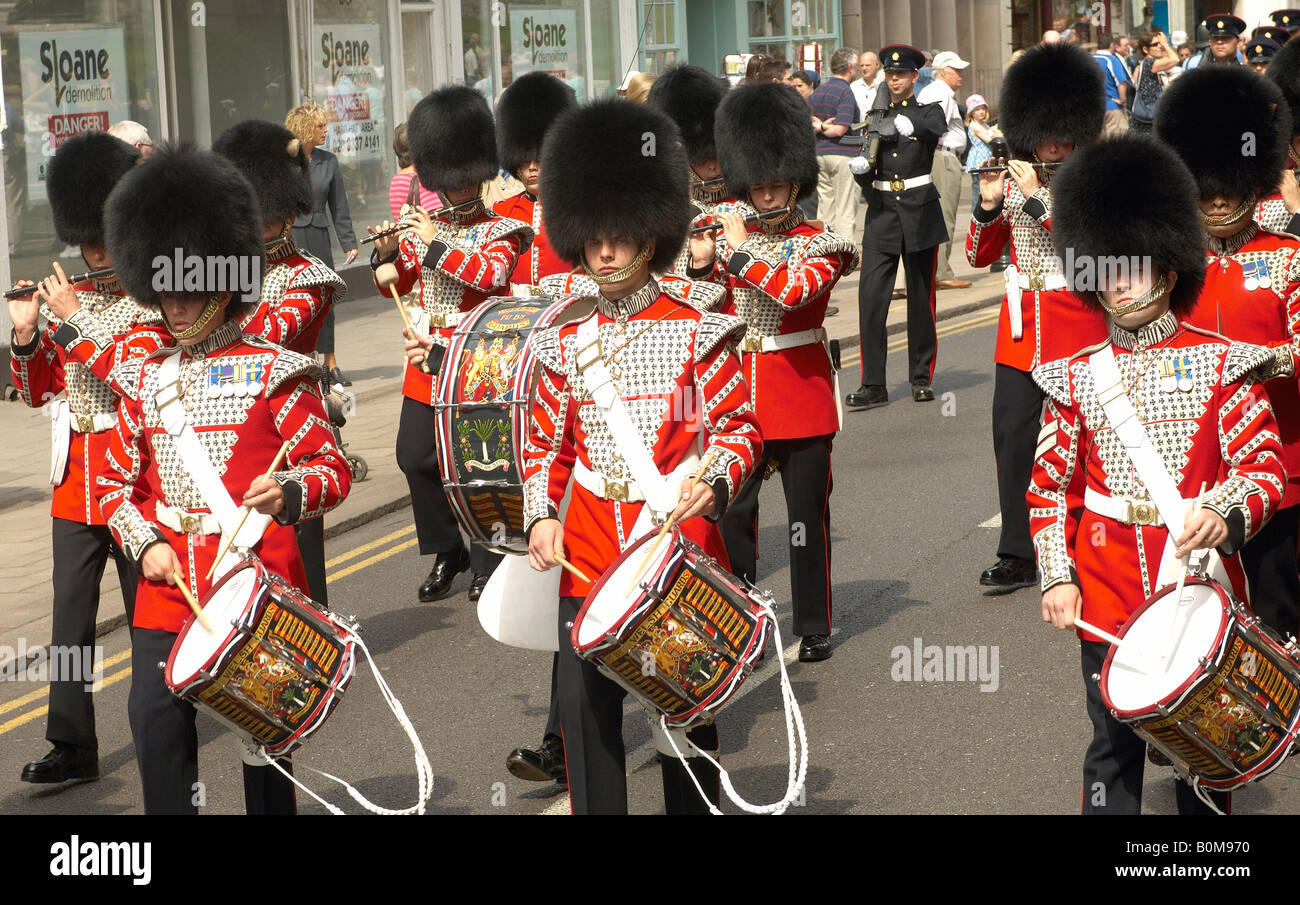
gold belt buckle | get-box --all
[890,178,905,192]
[179,514,203,534]
[76,414,94,432]
[1126,501,1158,526]
[1027,274,1045,291]
[429,313,447,329]
[742,336,762,353]
[604,479,628,502]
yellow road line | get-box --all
[0,664,133,736]
[325,524,416,569]
[328,538,420,584]
[0,649,132,716]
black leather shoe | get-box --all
[20,745,99,784]
[911,384,935,402]
[979,557,1038,595]
[506,735,567,783]
[845,384,888,409]
[328,366,352,388]
[468,572,489,602]
[824,306,840,317]
[418,547,470,601]
[798,634,833,662]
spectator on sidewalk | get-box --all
[918,51,972,289]
[810,47,861,240]
[964,94,999,204]
[851,50,883,119]
[1095,33,1132,136]
[757,58,792,82]
[389,123,443,219]
[1130,28,1179,134]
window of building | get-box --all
[746,0,839,69]
[640,0,684,74]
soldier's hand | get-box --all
[670,478,717,523]
[1280,169,1300,214]
[1006,159,1040,200]
[1042,582,1082,631]
[687,223,716,269]
[403,329,433,367]
[7,280,40,343]
[37,262,79,322]
[978,157,1007,210]
[720,211,749,250]
[1176,508,1228,558]
[408,206,440,244]
[368,220,400,260]
[528,518,564,572]
[242,474,285,516]
[141,541,184,584]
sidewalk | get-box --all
[0,189,1002,652]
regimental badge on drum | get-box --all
[206,360,266,398]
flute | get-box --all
[5,267,115,299]
[360,197,485,244]
[969,161,1063,176]
[688,206,793,235]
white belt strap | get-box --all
[751,327,827,353]
[155,502,222,535]
[573,460,646,503]
[1003,264,1024,341]
[871,174,934,192]
[1083,487,1165,527]
[49,399,70,485]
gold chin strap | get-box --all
[1289,145,1300,169]
[752,183,799,224]
[1097,274,1169,317]
[1199,193,1257,228]
[583,242,652,284]
[171,294,224,340]
[264,220,294,258]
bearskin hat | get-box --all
[1051,135,1205,315]
[496,72,577,176]
[1156,65,1291,199]
[540,99,690,273]
[715,82,819,200]
[999,43,1104,159]
[408,85,498,195]
[1269,38,1300,138]
[213,119,312,223]
[105,144,264,308]
[45,131,141,246]
[647,64,729,165]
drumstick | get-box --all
[1163,481,1208,660]
[1074,618,1145,657]
[205,441,292,581]
[552,551,593,584]
[172,571,214,633]
[375,262,431,374]
[624,447,724,596]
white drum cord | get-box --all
[250,631,434,815]
[661,602,809,815]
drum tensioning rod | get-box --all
[225,624,339,691]
[1156,704,1245,773]
[218,684,297,733]
[664,601,741,662]
[442,480,516,489]
[1216,673,1294,733]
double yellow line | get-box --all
[0,523,423,738]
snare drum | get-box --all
[435,296,580,553]
[571,529,773,729]
[1101,577,1300,790]
[165,557,359,758]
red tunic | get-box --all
[10,278,167,524]
[967,179,1108,371]
[492,193,568,288]
[1028,314,1285,642]
[1185,225,1300,507]
[372,207,531,404]
[719,209,858,440]
[522,279,761,597]
[97,320,352,632]
[241,244,346,355]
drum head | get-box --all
[477,552,561,651]
[574,531,675,650]
[166,563,261,688]
[1104,579,1230,715]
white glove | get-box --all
[895,115,914,138]
[848,155,870,175]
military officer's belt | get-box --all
[1016,273,1067,291]
[67,411,116,433]
[741,327,827,354]
[1083,487,1166,527]
[871,174,933,193]
[156,501,223,535]
[574,460,646,503]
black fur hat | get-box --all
[408,85,498,195]
[213,119,312,223]
[540,99,690,273]
[1268,38,1300,137]
[999,43,1104,158]
[1156,65,1291,199]
[715,82,818,200]
[104,144,264,308]
[1051,135,1205,315]
[647,64,729,164]
[45,131,140,246]
[496,72,577,176]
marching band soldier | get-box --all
[214,119,348,607]
[713,81,860,662]
[1158,66,1300,639]
[1029,134,1286,815]
[1256,38,1300,235]
[98,144,352,814]
[8,131,166,785]
[521,99,761,814]
[846,44,948,409]
[968,43,1108,595]
[1203,14,1247,65]
[369,86,532,603]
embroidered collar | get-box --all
[756,205,806,235]
[1207,221,1259,256]
[597,278,660,319]
[265,230,298,262]
[692,179,729,205]
[182,318,243,359]
[1110,309,1179,350]
[91,272,121,294]
[441,199,487,224]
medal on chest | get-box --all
[206,360,265,398]
[1159,355,1193,393]
[1242,259,1272,292]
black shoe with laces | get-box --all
[798,634,833,662]
[328,366,352,388]
[979,557,1038,595]
[418,548,470,601]
[846,385,888,409]
[20,745,99,784]
[506,735,567,783]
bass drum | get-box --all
[435,294,589,553]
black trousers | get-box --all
[471,543,503,577]
[47,517,137,751]
[128,629,296,815]
[395,394,466,557]
[1081,641,1227,815]
[557,596,720,814]
[1239,504,1300,640]
[991,364,1043,562]
[543,651,561,741]
[721,435,833,637]
[857,244,939,387]
[295,517,327,607]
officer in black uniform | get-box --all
[1203,14,1247,65]
[1247,35,1282,73]
[846,44,949,409]
[1269,9,1300,34]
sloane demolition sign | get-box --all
[511,7,578,78]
